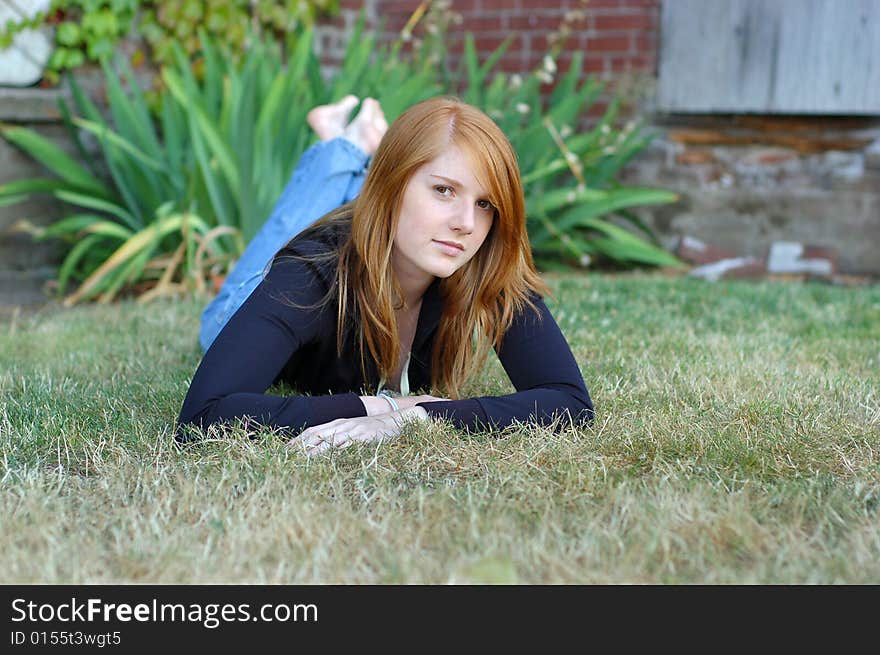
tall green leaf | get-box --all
[1,126,111,197]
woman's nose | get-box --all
[450,202,475,233]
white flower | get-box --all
[559,124,573,138]
[543,55,557,75]
[600,124,611,134]
[566,190,577,203]
[565,152,579,165]
[536,70,553,84]
[510,73,522,89]
[516,103,530,114]
[579,254,592,267]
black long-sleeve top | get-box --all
[176,227,594,440]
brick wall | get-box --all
[316,0,660,104]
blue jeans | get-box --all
[199,138,370,352]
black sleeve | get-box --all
[416,295,594,432]
[175,252,366,441]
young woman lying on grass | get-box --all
[177,95,594,455]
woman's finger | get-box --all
[308,436,355,457]
[291,417,356,450]
[304,431,352,456]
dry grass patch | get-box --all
[1,273,878,583]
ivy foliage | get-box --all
[0,0,339,84]
[0,5,682,305]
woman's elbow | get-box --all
[575,387,595,423]
[174,402,214,444]
[174,415,203,444]
[552,387,595,430]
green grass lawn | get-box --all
[1,272,878,583]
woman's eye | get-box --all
[435,185,452,196]
[477,200,494,211]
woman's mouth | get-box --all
[433,240,465,255]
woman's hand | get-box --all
[288,406,430,456]
[359,393,449,416]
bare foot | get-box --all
[342,97,388,156]
[307,94,359,141]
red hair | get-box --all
[308,96,548,397]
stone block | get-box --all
[674,234,736,265]
[738,147,800,167]
[766,242,836,277]
[0,267,54,308]
[616,123,880,276]
[0,1,53,87]
[675,148,716,166]
[688,257,766,282]
[821,150,865,182]
[0,87,72,122]
[865,138,880,170]
[0,122,76,271]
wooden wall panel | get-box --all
[657,0,880,114]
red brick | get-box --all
[381,10,417,22]
[533,29,582,50]
[581,0,622,7]
[495,57,528,74]
[523,55,548,73]
[382,17,409,31]
[317,14,348,29]
[378,0,424,11]
[630,55,655,71]
[633,34,657,53]
[584,35,631,53]
[447,38,466,55]
[446,0,479,8]
[485,0,523,9]
[593,13,654,31]
[476,34,527,53]
[608,54,654,72]
[583,57,607,73]
[507,14,568,31]
[586,100,609,117]
[521,0,584,9]
[461,15,506,31]
[675,150,717,166]
[524,50,602,76]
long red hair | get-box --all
[308,96,548,397]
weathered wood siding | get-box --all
[657,0,880,114]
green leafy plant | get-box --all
[1,7,679,305]
[1,22,439,304]
[403,2,679,269]
[140,0,339,68]
[452,41,678,269]
[0,0,338,85]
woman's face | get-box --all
[392,144,495,289]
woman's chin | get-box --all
[428,262,465,279]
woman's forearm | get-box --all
[360,394,448,416]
